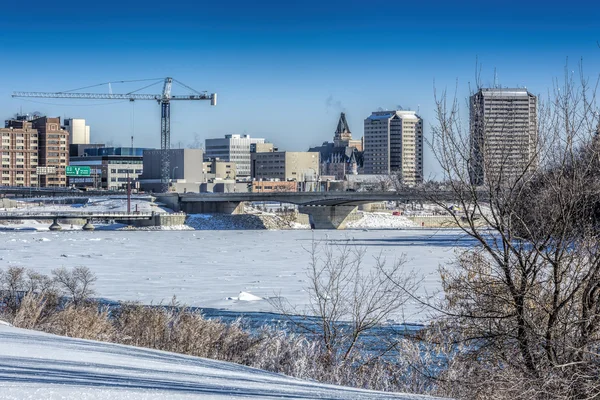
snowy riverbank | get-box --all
[0,323,442,400]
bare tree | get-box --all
[399,65,600,399]
[52,266,97,306]
[272,239,417,371]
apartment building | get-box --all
[1,119,39,186]
[205,134,266,177]
[469,88,538,185]
[251,151,319,182]
[363,110,423,185]
[31,117,69,187]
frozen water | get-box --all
[0,229,473,323]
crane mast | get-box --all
[12,77,216,192]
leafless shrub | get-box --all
[12,292,46,329]
[114,303,261,364]
[45,303,113,341]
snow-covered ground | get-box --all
[0,229,472,322]
[0,323,445,400]
[346,211,417,229]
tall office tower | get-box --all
[64,118,90,145]
[363,110,423,185]
[205,134,266,177]
[1,119,39,186]
[469,88,538,186]
[31,117,69,187]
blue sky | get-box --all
[1,0,599,177]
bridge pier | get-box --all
[49,218,62,231]
[298,205,358,230]
[181,201,244,215]
[82,219,95,231]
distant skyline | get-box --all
[1,0,599,178]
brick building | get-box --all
[31,117,69,187]
[1,118,39,186]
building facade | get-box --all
[251,151,319,182]
[469,88,538,186]
[64,118,90,145]
[205,134,266,177]
[363,110,423,185]
[31,117,69,187]
[1,119,39,186]
[69,147,147,190]
[202,159,236,181]
[309,113,364,180]
[139,148,205,192]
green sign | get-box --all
[66,166,91,177]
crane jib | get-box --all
[12,77,216,193]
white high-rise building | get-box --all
[64,118,90,145]
[363,110,423,185]
[469,88,538,186]
[205,134,266,177]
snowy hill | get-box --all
[0,323,444,400]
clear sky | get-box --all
[1,0,598,178]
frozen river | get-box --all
[0,229,474,323]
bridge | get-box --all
[0,186,125,197]
[155,190,459,229]
[0,211,166,231]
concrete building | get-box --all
[202,159,236,181]
[205,134,266,177]
[251,142,275,153]
[139,148,205,192]
[31,117,69,187]
[251,151,319,182]
[363,110,423,185]
[469,88,538,185]
[69,147,145,190]
[1,119,39,187]
[63,118,90,145]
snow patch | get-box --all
[237,291,263,301]
[346,211,417,229]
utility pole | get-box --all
[127,170,131,214]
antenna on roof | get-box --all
[493,68,498,88]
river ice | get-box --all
[0,229,473,323]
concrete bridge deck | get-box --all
[0,211,155,221]
[0,187,126,197]
[162,190,458,207]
